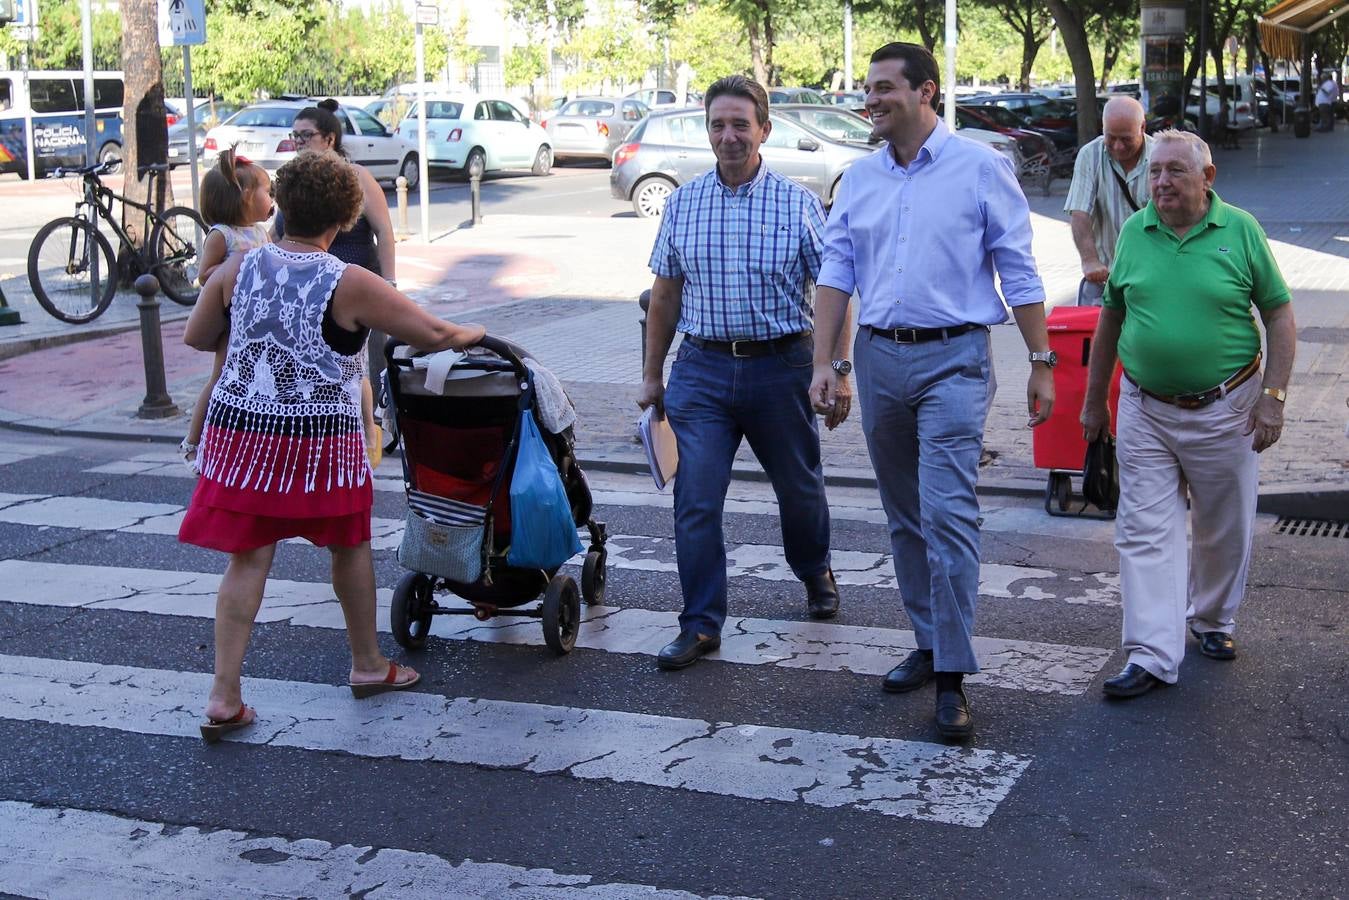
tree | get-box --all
[980,0,1053,91]
[722,0,803,86]
[1041,0,1127,143]
[556,3,657,93]
[504,44,549,112]
[118,0,170,258]
[668,4,749,89]
[855,0,940,53]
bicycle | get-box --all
[27,160,207,324]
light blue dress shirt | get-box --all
[818,119,1045,329]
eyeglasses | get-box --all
[290,130,319,143]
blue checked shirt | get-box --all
[648,163,826,341]
[819,119,1044,328]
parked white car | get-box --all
[202,99,421,187]
[1185,75,1262,129]
[397,94,553,178]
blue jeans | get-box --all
[663,336,831,637]
[854,326,994,673]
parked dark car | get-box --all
[966,92,1078,148]
[958,101,1074,151]
[941,104,1054,165]
[609,107,875,217]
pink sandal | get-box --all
[349,662,420,698]
[199,704,256,743]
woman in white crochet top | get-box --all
[180,150,485,742]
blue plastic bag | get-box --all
[507,411,582,569]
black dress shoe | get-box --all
[882,650,935,693]
[1102,663,1164,698]
[1190,627,1236,660]
[804,570,840,619]
[657,630,721,670]
[935,687,973,740]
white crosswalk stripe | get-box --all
[0,560,1111,695]
[0,800,756,899]
[0,493,1122,605]
[0,654,1031,828]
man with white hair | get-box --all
[1065,96,1152,305]
[1081,130,1297,698]
[1315,70,1337,132]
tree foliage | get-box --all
[556,1,657,92]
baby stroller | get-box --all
[383,334,608,654]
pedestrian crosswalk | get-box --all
[0,440,1130,895]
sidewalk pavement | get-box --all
[1,127,1345,518]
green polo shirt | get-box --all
[1103,191,1290,396]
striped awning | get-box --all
[1259,0,1348,59]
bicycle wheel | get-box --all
[151,206,207,305]
[27,217,118,324]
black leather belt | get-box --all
[865,323,984,343]
[684,332,811,358]
[1126,355,1261,410]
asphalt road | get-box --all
[0,431,1345,898]
[0,162,629,285]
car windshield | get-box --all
[225,106,301,128]
[562,100,616,117]
[424,101,464,119]
[972,105,1027,128]
[789,109,872,142]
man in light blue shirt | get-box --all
[808,42,1054,741]
[638,75,852,671]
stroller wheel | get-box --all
[392,572,436,651]
[581,549,607,606]
[541,574,580,655]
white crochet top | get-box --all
[196,244,369,494]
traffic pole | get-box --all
[134,274,180,419]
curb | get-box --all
[0,300,192,363]
[8,408,1340,516]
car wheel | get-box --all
[464,148,486,181]
[97,142,122,173]
[632,176,675,218]
[531,144,552,176]
[398,154,419,190]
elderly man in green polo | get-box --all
[1080,129,1297,699]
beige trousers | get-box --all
[1114,373,1261,683]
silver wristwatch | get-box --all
[831,359,853,376]
[1029,351,1057,368]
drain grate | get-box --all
[1274,518,1349,538]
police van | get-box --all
[0,70,125,178]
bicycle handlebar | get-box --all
[47,160,118,179]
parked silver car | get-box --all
[543,96,649,163]
[203,98,421,188]
[609,107,875,217]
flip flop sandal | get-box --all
[349,662,420,699]
[199,703,256,744]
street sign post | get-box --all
[158,0,207,213]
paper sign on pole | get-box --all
[415,3,438,26]
[158,0,206,46]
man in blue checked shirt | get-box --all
[637,74,853,671]
[809,43,1054,741]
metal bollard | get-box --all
[395,175,409,236]
[0,282,21,326]
[470,172,482,225]
[638,289,651,368]
[134,274,180,419]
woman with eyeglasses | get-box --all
[273,98,398,462]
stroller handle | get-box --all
[383,333,532,381]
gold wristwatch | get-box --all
[1261,387,1286,403]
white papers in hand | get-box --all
[637,406,678,491]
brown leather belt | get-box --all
[1127,355,1261,410]
[865,323,984,343]
[684,332,811,358]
